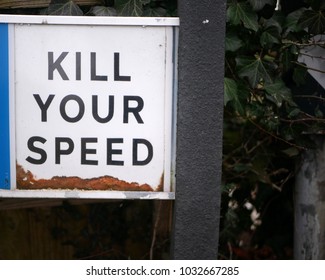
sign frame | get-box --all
[0,15,178,200]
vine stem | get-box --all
[281,118,325,123]
[294,95,325,102]
[283,39,325,47]
[293,61,325,74]
[247,118,307,151]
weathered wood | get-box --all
[0,207,74,259]
[0,0,102,9]
[0,198,116,210]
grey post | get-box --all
[172,0,226,259]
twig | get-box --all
[293,61,325,74]
[294,95,325,102]
[280,117,325,123]
[299,52,325,60]
[248,118,307,151]
[283,39,325,47]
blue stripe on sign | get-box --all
[0,23,10,189]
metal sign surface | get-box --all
[0,15,178,199]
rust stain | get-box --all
[156,172,164,192]
[16,163,155,192]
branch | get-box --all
[293,61,325,74]
[248,118,307,151]
[281,117,325,123]
[283,39,325,47]
[294,95,325,102]
[299,52,325,61]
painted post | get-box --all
[172,0,226,259]
[294,136,325,259]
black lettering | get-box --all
[91,52,108,81]
[107,138,124,166]
[55,137,74,164]
[48,52,69,80]
[76,52,81,80]
[133,139,153,165]
[92,95,114,123]
[114,52,131,81]
[26,136,47,164]
[60,94,85,123]
[33,94,55,122]
[81,138,98,165]
[123,96,144,123]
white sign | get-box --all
[298,35,325,89]
[0,15,178,199]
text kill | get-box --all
[25,51,154,166]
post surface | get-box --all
[295,137,325,259]
[172,0,226,259]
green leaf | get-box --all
[298,9,325,34]
[293,65,307,86]
[260,26,281,47]
[227,2,259,32]
[282,147,300,157]
[315,105,324,118]
[44,1,83,16]
[283,8,306,33]
[224,78,238,106]
[87,6,117,16]
[116,0,150,16]
[262,13,283,33]
[225,32,244,52]
[236,56,276,87]
[248,0,276,11]
[281,48,294,73]
[304,0,325,10]
[288,108,301,118]
[264,78,294,107]
[143,7,167,17]
[224,78,246,115]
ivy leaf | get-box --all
[87,6,117,16]
[143,7,167,17]
[262,13,283,33]
[298,9,325,34]
[44,1,83,16]
[248,0,276,11]
[116,0,150,16]
[304,0,325,10]
[282,147,300,157]
[288,108,301,118]
[283,8,306,33]
[224,78,238,106]
[264,78,294,107]
[293,65,307,86]
[227,2,259,32]
[236,56,276,87]
[224,78,246,115]
[260,26,281,47]
[225,32,244,52]
[281,46,297,73]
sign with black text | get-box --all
[0,15,178,199]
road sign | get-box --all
[0,15,178,199]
